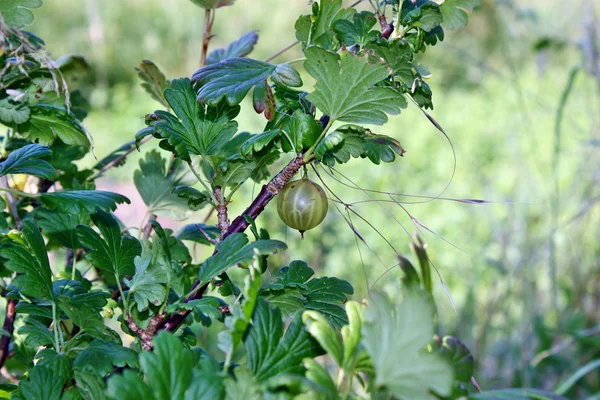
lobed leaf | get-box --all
[207,31,259,65]
[304,47,406,125]
[440,0,482,30]
[0,144,57,180]
[39,190,130,215]
[135,60,170,107]
[76,210,142,277]
[0,0,43,28]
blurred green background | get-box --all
[28,0,599,395]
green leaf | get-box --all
[440,0,481,30]
[184,369,225,400]
[271,63,303,88]
[134,150,197,220]
[207,31,259,65]
[172,185,209,211]
[245,298,323,382]
[176,223,220,245]
[0,0,42,27]
[0,98,30,124]
[106,332,194,400]
[436,336,474,383]
[135,60,171,108]
[302,311,344,365]
[74,370,108,400]
[18,105,90,148]
[554,358,600,395]
[0,144,58,180]
[303,358,339,399]
[401,0,443,32]
[189,0,235,9]
[35,349,73,381]
[366,38,414,85]
[261,260,353,328]
[304,47,406,125]
[332,11,379,47]
[224,367,262,400]
[0,220,53,299]
[107,370,154,400]
[18,366,64,400]
[469,389,568,400]
[18,319,54,347]
[39,190,130,215]
[35,208,87,249]
[54,280,110,337]
[76,210,142,277]
[318,125,405,166]
[213,159,256,188]
[295,0,355,50]
[199,233,286,285]
[124,254,168,312]
[362,291,453,399]
[192,58,276,106]
[283,110,322,153]
[74,340,139,377]
[145,78,240,161]
[240,130,281,156]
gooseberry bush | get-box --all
[0,1,565,399]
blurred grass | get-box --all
[28,0,600,394]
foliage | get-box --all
[0,1,593,400]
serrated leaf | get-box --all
[135,60,170,107]
[176,223,220,245]
[295,0,355,50]
[245,298,323,382]
[124,254,168,312]
[134,150,197,219]
[213,159,256,188]
[141,332,194,399]
[18,366,64,400]
[189,0,235,9]
[0,98,30,124]
[76,210,142,277]
[35,349,73,381]
[144,78,240,161]
[401,0,443,32]
[53,279,110,337]
[436,336,474,383]
[304,47,406,125]
[0,0,42,28]
[333,11,379,47]
[35,208,88,249]
[240,130,281,156]
[39,190,130,215]
[362,291,453,399]
[366,38,414,85]
[0,220,53,299]
[282,110,322,153]
[199,233,286,285]
[0,144,58,179]
[172,185,209,211]
[74,340,139,377]
[18,319,54,347]
[17,105,89,147]
[319,125,405,166]
[192,58,276,106]
[440,0,481,30]
[207,31,259,65]
[261,260,353,328]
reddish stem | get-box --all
[0,298,16,369]
[158,155,306,332]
